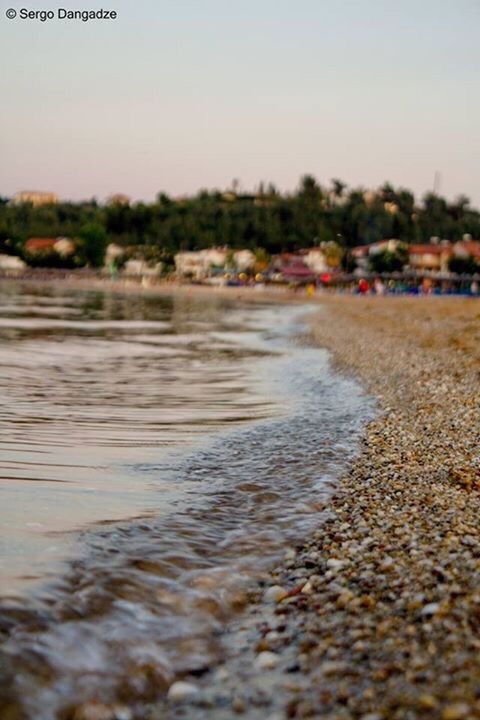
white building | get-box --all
[122,259,163,277]
[175,248,258,279]
[233,249,256,272]
[0,254,26,271]
[12,191,58,206]
[303,248,329,274]
[174,248,228,279]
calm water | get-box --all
[0,283,373,719]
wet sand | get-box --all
[157,296,480,720]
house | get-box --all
[122,259,163,278]
[453,240,480,262]
[53,237,75,257]
[233,250,255,272]
[281,261,316,282]
[175,248,229,279]
[270,253,316,283]
[351,239,401,271]
[24,237,75,257]
[24,238,57,254]
[0,255,26,271]
[12,191,58,206]
[303,247,329,274]
[408,243,452,273]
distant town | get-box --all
[1,178,479,293]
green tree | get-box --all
[448,255,479,275]
[369,244,408,273]
[78,223,107,267]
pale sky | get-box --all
[1,0,479,204]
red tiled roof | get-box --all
[409,245,452,255]
[24,238,57,253]
[457,241,480,258]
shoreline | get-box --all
[2,280,480,718]
[156,296,480,719]
[0,272,313,306]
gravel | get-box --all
[156,295,480,720]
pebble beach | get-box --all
[159,295,480,720]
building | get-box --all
[24,237,75,257]
[12,191,58,206]
[408,243,452,273]
[270,252,316,283]
[303,248,329,274]
[122,259,163,278]
[453,240,480,262]
[24,238,57,254]
[351,239,401,271]
[53,237,75,257]
[233,249,256,272]
[280,261,316,283]
[0,255,26,271]
[175,248,229,279]
[174,248,257,279]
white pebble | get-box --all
[255,651,279,669]
[421,602,440,616]
[326,558,346,571]
[167,681,199,702]
[264,585,288,602]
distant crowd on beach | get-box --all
[352,276,479,297]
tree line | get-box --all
[1,176,479,267]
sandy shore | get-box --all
[158,296,480,720]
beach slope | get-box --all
[162,296,480,719]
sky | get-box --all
[1,0,479,204]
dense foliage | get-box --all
[369,244,409,273]
[1,177,479,267]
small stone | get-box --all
[232,696,246,713]
[320,661,347,676]
[215,666,229,681]
[442,704,470,720]
[167,681,199,702]
[418,695,438,710]
[326,558,346,571]
[264,585,288,602]
[71,703,117,720]
[255,651,279,669]
[114,709,132,720]
[421,602,441,616]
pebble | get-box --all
[231,696,246,713]
[441,704,471,720]
[255,651,279,669]
[326,558,346,571]
[163,299,480,720]
[421,602,441,616]
[167,681,199,702]
[264,585,288,602]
